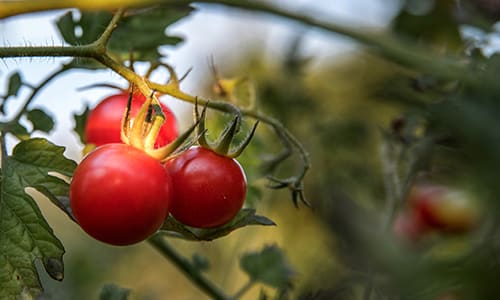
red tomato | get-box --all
[70,144,172,245]
[166,147,247,228]
[393,210,430,242]
[85,92,178,148]
[410,184,479,233]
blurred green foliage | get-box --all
[215,1,500,299]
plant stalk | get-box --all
[232,279,255,300]
[147,234,231,300]
[10,64,71,124]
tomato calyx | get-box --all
[194,100,258,158]
[119,88,202,162]
[122,63,201,161]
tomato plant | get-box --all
[85,91,178,148]
[166,146,247,228]
[69,143,172,246]
[5,1,500,300]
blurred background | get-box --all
[2,0,500,299]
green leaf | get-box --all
[160,208,275,241]
[27,109,55,133]
[56,10,112,45]
[0,138,77,299]
[56,11,113,69]
[392,1,461,47]
[109,6,192,61]
[55,6,193,62]
[6,122,30,140]
[73,105,90,144]
[6,72,22,98]
[240,245,295,290]
[99,283,131,300]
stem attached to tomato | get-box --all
[143,105,165,150]
[148,234,231,300]
[129,95,149,149]
[148,105,205,161]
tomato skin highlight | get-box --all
[166,147,247,228]
[85,92,178,148]
[70,144,172,246]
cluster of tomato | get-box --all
[69,91,247,246]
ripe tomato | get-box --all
[409,184,480,233]
[392,210,429,242]
[70,144,172,245]
[166,147,247,228]
[85,91,178,147]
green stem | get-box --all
[0,8,123,58]
[147,234,231,300]
[0,131,7,161]
[0,45,97,58]
[232,279,255,300]
[150,77,310,182]
[380,136,402,230]
[93,8,125,52]
[189,0,492,90]
[244,110,310,181]
[11,64,71,123]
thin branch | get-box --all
[232,279,255,300]
[10,64,71,123]
[380,135,403,230]
[188,0,493,91]
[92,8,126,53]
[147,234,231,300]
[0,8,125,59]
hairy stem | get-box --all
[0,45,97,58]
[148,234,231,300]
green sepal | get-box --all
[160,208,275,241]
[214,115,239,155]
